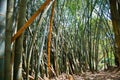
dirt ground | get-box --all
[49,68,120,80]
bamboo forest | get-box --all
[1,0,120,80]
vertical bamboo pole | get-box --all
[47,0,55,78]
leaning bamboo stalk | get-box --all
[11,0,51,42]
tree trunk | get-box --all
[14,0,27,80]
[109,0,120,67]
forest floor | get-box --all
[49,67,120,80]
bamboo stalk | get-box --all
[47,0,55,78]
